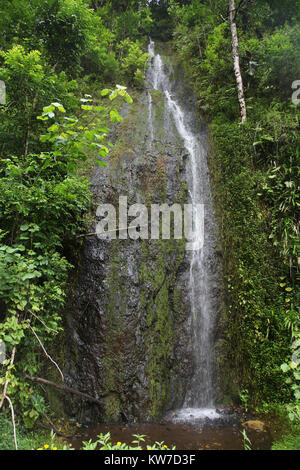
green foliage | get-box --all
[281,329,300,423]
[0,0,141,435]
[37,95,122,169]
[241,429,252,451]
[254,0,300,29]
[210,122,291,403]
[36,0,101,74]
[0,45,77,157]
[241,26,300,101]
[255,107,300,277]
[271,431,300,450]
[81,432,175,451]
[149,0,174,41]
[0,412,53,450]
[169,0,300,406]
[0,152,90,426]
[239,389,249,411]
[0,0,152,85]
[117,39,149,86]
[0,0,298,437]
[112,7,152,41]
[0,86,132,429]
[98,2,153,42]
[0,0,104,76]
[0,416,176,451]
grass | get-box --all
[0,413,68,450]
[271,427,300,450]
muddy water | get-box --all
[70,420,273,450]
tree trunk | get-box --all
[229,0,247,122]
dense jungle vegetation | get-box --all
[167,0,300,422]
[0,0,299,451]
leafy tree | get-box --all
[36,0,102,74]
[0,0,116,78]
[0,45,77,157]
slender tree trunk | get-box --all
[229,0,247,122]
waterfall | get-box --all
[147,40,219,417]
[65,40,220,425]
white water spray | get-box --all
[147,40,220,420]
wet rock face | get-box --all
[64,42,222,424]
[64,87,195,424]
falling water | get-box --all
[147,40,219,419]
[147,90,154,149]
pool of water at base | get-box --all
[70,409,273,450]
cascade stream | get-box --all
[147,41,219,420]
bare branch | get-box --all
[25,375,104,406]
[234,0,254,20]
[36,419,71,438]
[40,413,72,438]
[0,347,18,449]
[30,311,59,335]
[220,14,230,24]
[29,326,64,382]
[234,0,246,19]
[76,223,149,239]
[0,346,16,409]
[5,395,18,450]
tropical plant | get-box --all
[0,87,132,446]
[81,432,175,450]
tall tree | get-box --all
[229,0,247,122]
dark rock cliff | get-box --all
[64,45,221,424]
[64,86,195,424]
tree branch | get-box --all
[36,420,71,438]
[30,311,59,335]
[234,0,246,19]
[5,395,18,450]
[29,326,64,382]
[24,375,104,407]
[0,346,16,409]
[0,347,18,450]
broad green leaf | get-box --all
[110,110,122,123]
[101,89,111,96]
[281,363,289,373]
